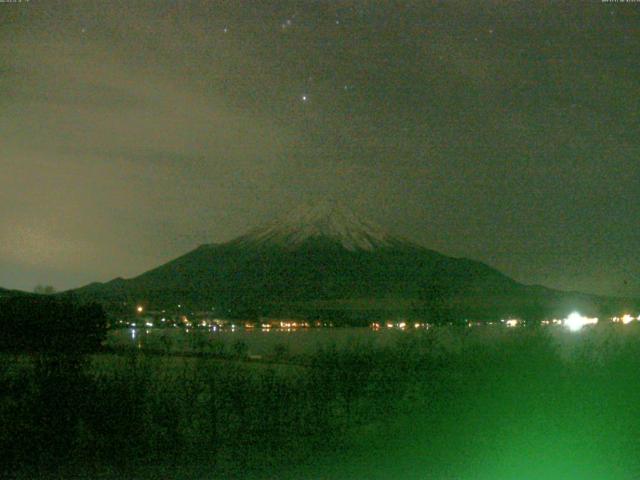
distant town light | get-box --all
[136,305,143,313]
[504,319,520,328]
[564,312,598,332]
[622,314,634,325]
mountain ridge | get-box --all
[69,203,639,322]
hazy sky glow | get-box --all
[1,1,638,297]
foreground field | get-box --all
[2,324,640,479]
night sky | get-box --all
[1,1,638,297]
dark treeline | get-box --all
[0,294,108,474]
[0,295,106,353]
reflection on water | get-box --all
[110,326,403,357]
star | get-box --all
[281,18,294,30]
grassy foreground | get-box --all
[2,324,640,479]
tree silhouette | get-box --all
[33,285,56,295]
[0,295,106,353]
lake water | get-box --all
[105,322,624,361]
[106,326,411,357]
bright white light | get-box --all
[622,314,634,325]
[504,319,519,328]
[564,312,598,332]
[136,305,143,313]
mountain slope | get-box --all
[0,287,31,299]
[72,202,639,322]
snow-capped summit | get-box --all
[232,200,401,251]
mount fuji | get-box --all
[71,202,637,323]
[230,201,405,252]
